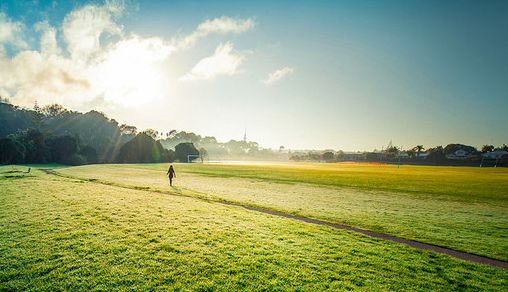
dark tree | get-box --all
[47,135,80,164]
[500,154,508,167]
[364,152,379,162]
[406,149,415,159]
[166,129,177,139]
[120,124,137,136]
[175,142,199,163]
[16,129,50,163]
[0,102,33,137]
[42,104,68,117]
[335,150,345,161]
[290,154,303,161]
[384,146,399,159]
[427,146,446,162]
[322,151,335,161]
[79,145,98,164]
[494,144,508,152]
[162,149,176,163]
[44,109,134,163]
[444,144,478,155]
[0,136,26,164]
[142,129,159,140]
[481,145,494,153]
[412,145,425,156]
[116,133,172,163]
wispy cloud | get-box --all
[175,16,255,50]
[35,21,62,55]
[62,3,124,60]
[262,67,294,84]
[0,2,174,107]
[179,42,248,81]
[0,2,255,108]
[0,12,27,53]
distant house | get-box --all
[415,153,428,159]
[482,151,508,159]
[446,149,470,159]
[398,152,409,158]
[344,153,364,161]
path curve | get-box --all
[40,169,508,270]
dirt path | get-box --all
[40,169,508,270]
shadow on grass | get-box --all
[1,175,28,179]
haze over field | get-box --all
[0,0,507,151]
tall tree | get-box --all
[116,133,172,163]
[481,145,494,153]
[322,151,334,161]
[0,136,26,164]
[412,145,425,156]
[42,104,68,117]
[120,124,137,136]
[166,129,177,139]
[175,142,199,163]
[426,146,445,162]
[142,129,159,140]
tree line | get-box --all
[0,100,283,165]
[290,143,508,167]
[3,99,505,167]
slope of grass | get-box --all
[179,163,508,203]
[0,166,507,290]
[55,163,508,261]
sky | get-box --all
[0,0,507,151]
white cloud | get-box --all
[179,42,248,81]
[0,50,91,106]
[35,21,62,55]
[0,2,174,108]
[262,67,294,84]
[175,16,255,50]
[0,12,27,53]
[197,16,255,34]
[62,3,123,60]
[0,2,255,109]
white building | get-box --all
[415,153,428,159]
[446,149,470,159]
[481,151,508,159]
[398,152,409,158]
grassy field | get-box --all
[54,163,508,262]
[1,166,507,291]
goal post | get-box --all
[187,155,202,163]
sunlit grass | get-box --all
[0,166,507,290]
[55,163,508,261]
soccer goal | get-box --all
[187,155,203,163]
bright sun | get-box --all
[90,35,174,107]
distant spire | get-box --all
[243,127,247,142]
[34,100,41,112]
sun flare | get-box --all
[90,36,174,107]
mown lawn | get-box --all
[55,163,508,261]
[0,166,507,291]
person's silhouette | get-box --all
[167,165,176,186]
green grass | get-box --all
[54,163,508,261]
[0,166,507,290]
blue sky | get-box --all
[0,0,507,151]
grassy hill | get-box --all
[1,164,507,290]
[56,163,508,261]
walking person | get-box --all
[167,165,176,186]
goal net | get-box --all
[187,155,203,163]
